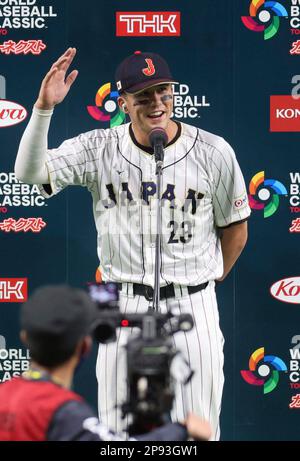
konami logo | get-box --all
[276,109,300,118]
[0,100,27,128]
[270,277,300,304]
[116,12,181,36]
[0,278,27,302]
[270,95,300,132]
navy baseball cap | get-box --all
[115,50,178,94]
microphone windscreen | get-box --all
[149,128,168,148]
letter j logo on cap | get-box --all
[142,58,155,77]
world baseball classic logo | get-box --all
[241,0,288,40]
[241,347,287,394]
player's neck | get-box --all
[132,120,178,147]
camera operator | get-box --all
[0,284,211,441]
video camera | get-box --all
[88,282,194,435]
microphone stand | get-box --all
[152,143,164,312]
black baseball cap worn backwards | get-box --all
[115,50,178,94]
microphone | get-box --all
[149,128,168,163]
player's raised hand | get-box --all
[35,48,78,110]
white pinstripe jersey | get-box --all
[39,121,250,287]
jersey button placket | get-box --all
[143,164,155,281]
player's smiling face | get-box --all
[121,84,175,145]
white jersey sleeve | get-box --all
[39,130,105,198]
[15,108,54,185]
[209,138,250,227]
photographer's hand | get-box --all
[184,413,211,441]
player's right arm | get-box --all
[14,48,78,185]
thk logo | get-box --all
[0,278,27,302]
[116,12,181,36]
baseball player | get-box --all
[15,48,250,440]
